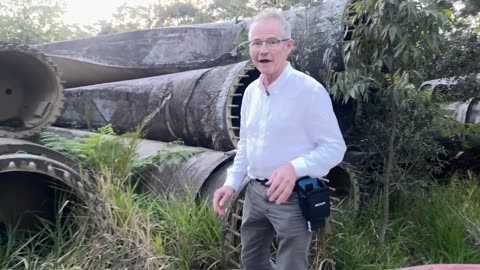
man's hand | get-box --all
[213,186,235,216]
[266,163,297,204]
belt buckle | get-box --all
[255,178,268,186]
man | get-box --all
[212,7,346,270]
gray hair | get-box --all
[250,8,292,39]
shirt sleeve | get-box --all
[223,87,250,191]
[290,84,347,178]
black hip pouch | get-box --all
[295,176,330,232]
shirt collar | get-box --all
[259,62,293,94]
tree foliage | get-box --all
[209,0,257,21]
[331,1,448,102]
[101,0,314,34]
[100,4,159,34]
[434,0,480,26]
[99,0,215,34]
[209,0,306,21]
[328,0,448,247]
[425,0,480,102]
[0,0,92,44]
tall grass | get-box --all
[11,124,223,269]
[0,171,222,269]
[324,196,410,270]
[324,177,480,270]
[392,175,480,264]
[150,188,223,270]
[0,194,169,269]
[3,124,477,269]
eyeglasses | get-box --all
[247,38,290,49]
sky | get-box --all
[64,0,123,24]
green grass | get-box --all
[393,176,480,264]
[0,172,222,269]
[4,125,478,269]
[0,122,219,269]
[150,187,224,270]
[1,172,478,269]
[324,177,480,270]
[325,197,410,270]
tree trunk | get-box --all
[378,86,397,248]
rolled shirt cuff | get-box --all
[290,158,308,178]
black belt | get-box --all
[253,178,269,185]
[253,178,297,193]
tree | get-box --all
[101,0,322,34]
[0,0,91,44]
[328,0,448,247]
[209,0,311,22]
[103,3,159,34]
[253,0,306,10]
[209,0,257,21]
[433,0,480,21]
[427,0,480,102]
[103,0,215,34]
[163,1,205,25]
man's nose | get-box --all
[259,43,270,54]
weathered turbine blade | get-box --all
[419,79,480,149]
[55,61,259,151]
[33,1,353,88]
[284,0,354,81]
[442,98,480,148]
[0,43,64,138]
[54,59,354,151]
[0,138,96,231]
[46,127,235,201]
[34,24,247,88]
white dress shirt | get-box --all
[224,62,347,191]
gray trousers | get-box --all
[241,179,313,270]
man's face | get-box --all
[248,18,293,78]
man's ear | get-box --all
[287,39,295,50]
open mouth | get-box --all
[259,59,272,63]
